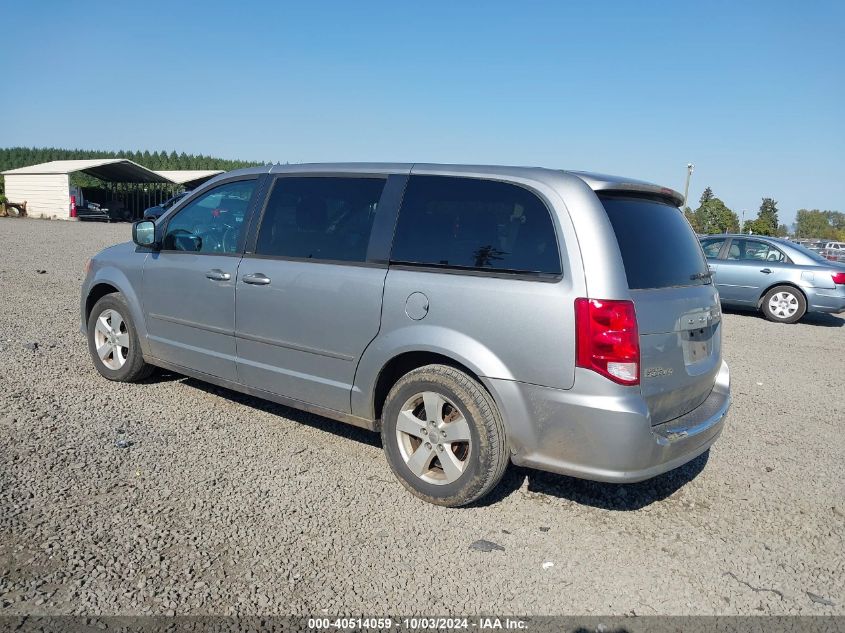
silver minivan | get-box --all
[81,164,730,506]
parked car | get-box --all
[81,164,730,506]
[70,187,135,222]
[74,199,110,221]
[143,191,189,220]
[75,200,131,222]
[823,241,845,262]
[69,186,112,222]
[700,234,845,323]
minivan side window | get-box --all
[162,180,256,254]
[391,176,561,275]
[255,177,387,262]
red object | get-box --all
[70,195,77,218]
[575,298,640,385]
[832,272,845,285]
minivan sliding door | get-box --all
[234,174,405,413]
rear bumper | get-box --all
[805,286,845,314]
[485,360,730,483]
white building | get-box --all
[2,159,222,220]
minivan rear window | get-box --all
[600,195,710,289]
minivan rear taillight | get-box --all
[575,298,640,385]
[832,272,845,285]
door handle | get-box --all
[242,272,271,285]
[205,269,231,281]
[760,268,773,274]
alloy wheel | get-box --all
[395,391,472,485]
[93,308,130,370]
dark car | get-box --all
[71,187,131,222]
[143,192,189,220]
[75,199,110,221]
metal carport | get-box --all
[1,159,222,220]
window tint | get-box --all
[727,239,787,262]
[256,177,386,262]
[391,176,561,275]
[600,195,710,289]
[163,180,256,253]
[700,238,726,258]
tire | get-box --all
[761,285,807,324]
[87,293,154,382]
[381,364,509,507]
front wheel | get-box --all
[381,364,509,507]
[761,285,806,324]
[87,293,154,382]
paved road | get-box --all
[1,218,843,615]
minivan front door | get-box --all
[234,174,403,414]
[141,178,260,382]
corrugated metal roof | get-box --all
[153,170,223,186]
[2,159,167,183]
[1,159,222,186]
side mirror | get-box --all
[132,220,158,248]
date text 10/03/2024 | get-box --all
[307,617,528,630]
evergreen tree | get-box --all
[756,197,779,235]
[692,189,740,234]
[742,198,780,236]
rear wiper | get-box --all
[690,271,713,280]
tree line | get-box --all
[0,147,264,199]
[793,209,845,241]
[683,186,843,240]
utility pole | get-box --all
[683,163,694,208]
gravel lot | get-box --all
[1,217,843,616]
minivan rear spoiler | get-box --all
[569,171,685,208]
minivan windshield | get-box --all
[600,195,710,290]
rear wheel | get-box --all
[761,285,806,324]
[381,364,509,507]
[87,293,154,382]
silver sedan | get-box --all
[700,235,845,323]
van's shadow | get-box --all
[175,376,382,447]
[476,450,709,511]
[149,371,708,510]
[722,306,844,328]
